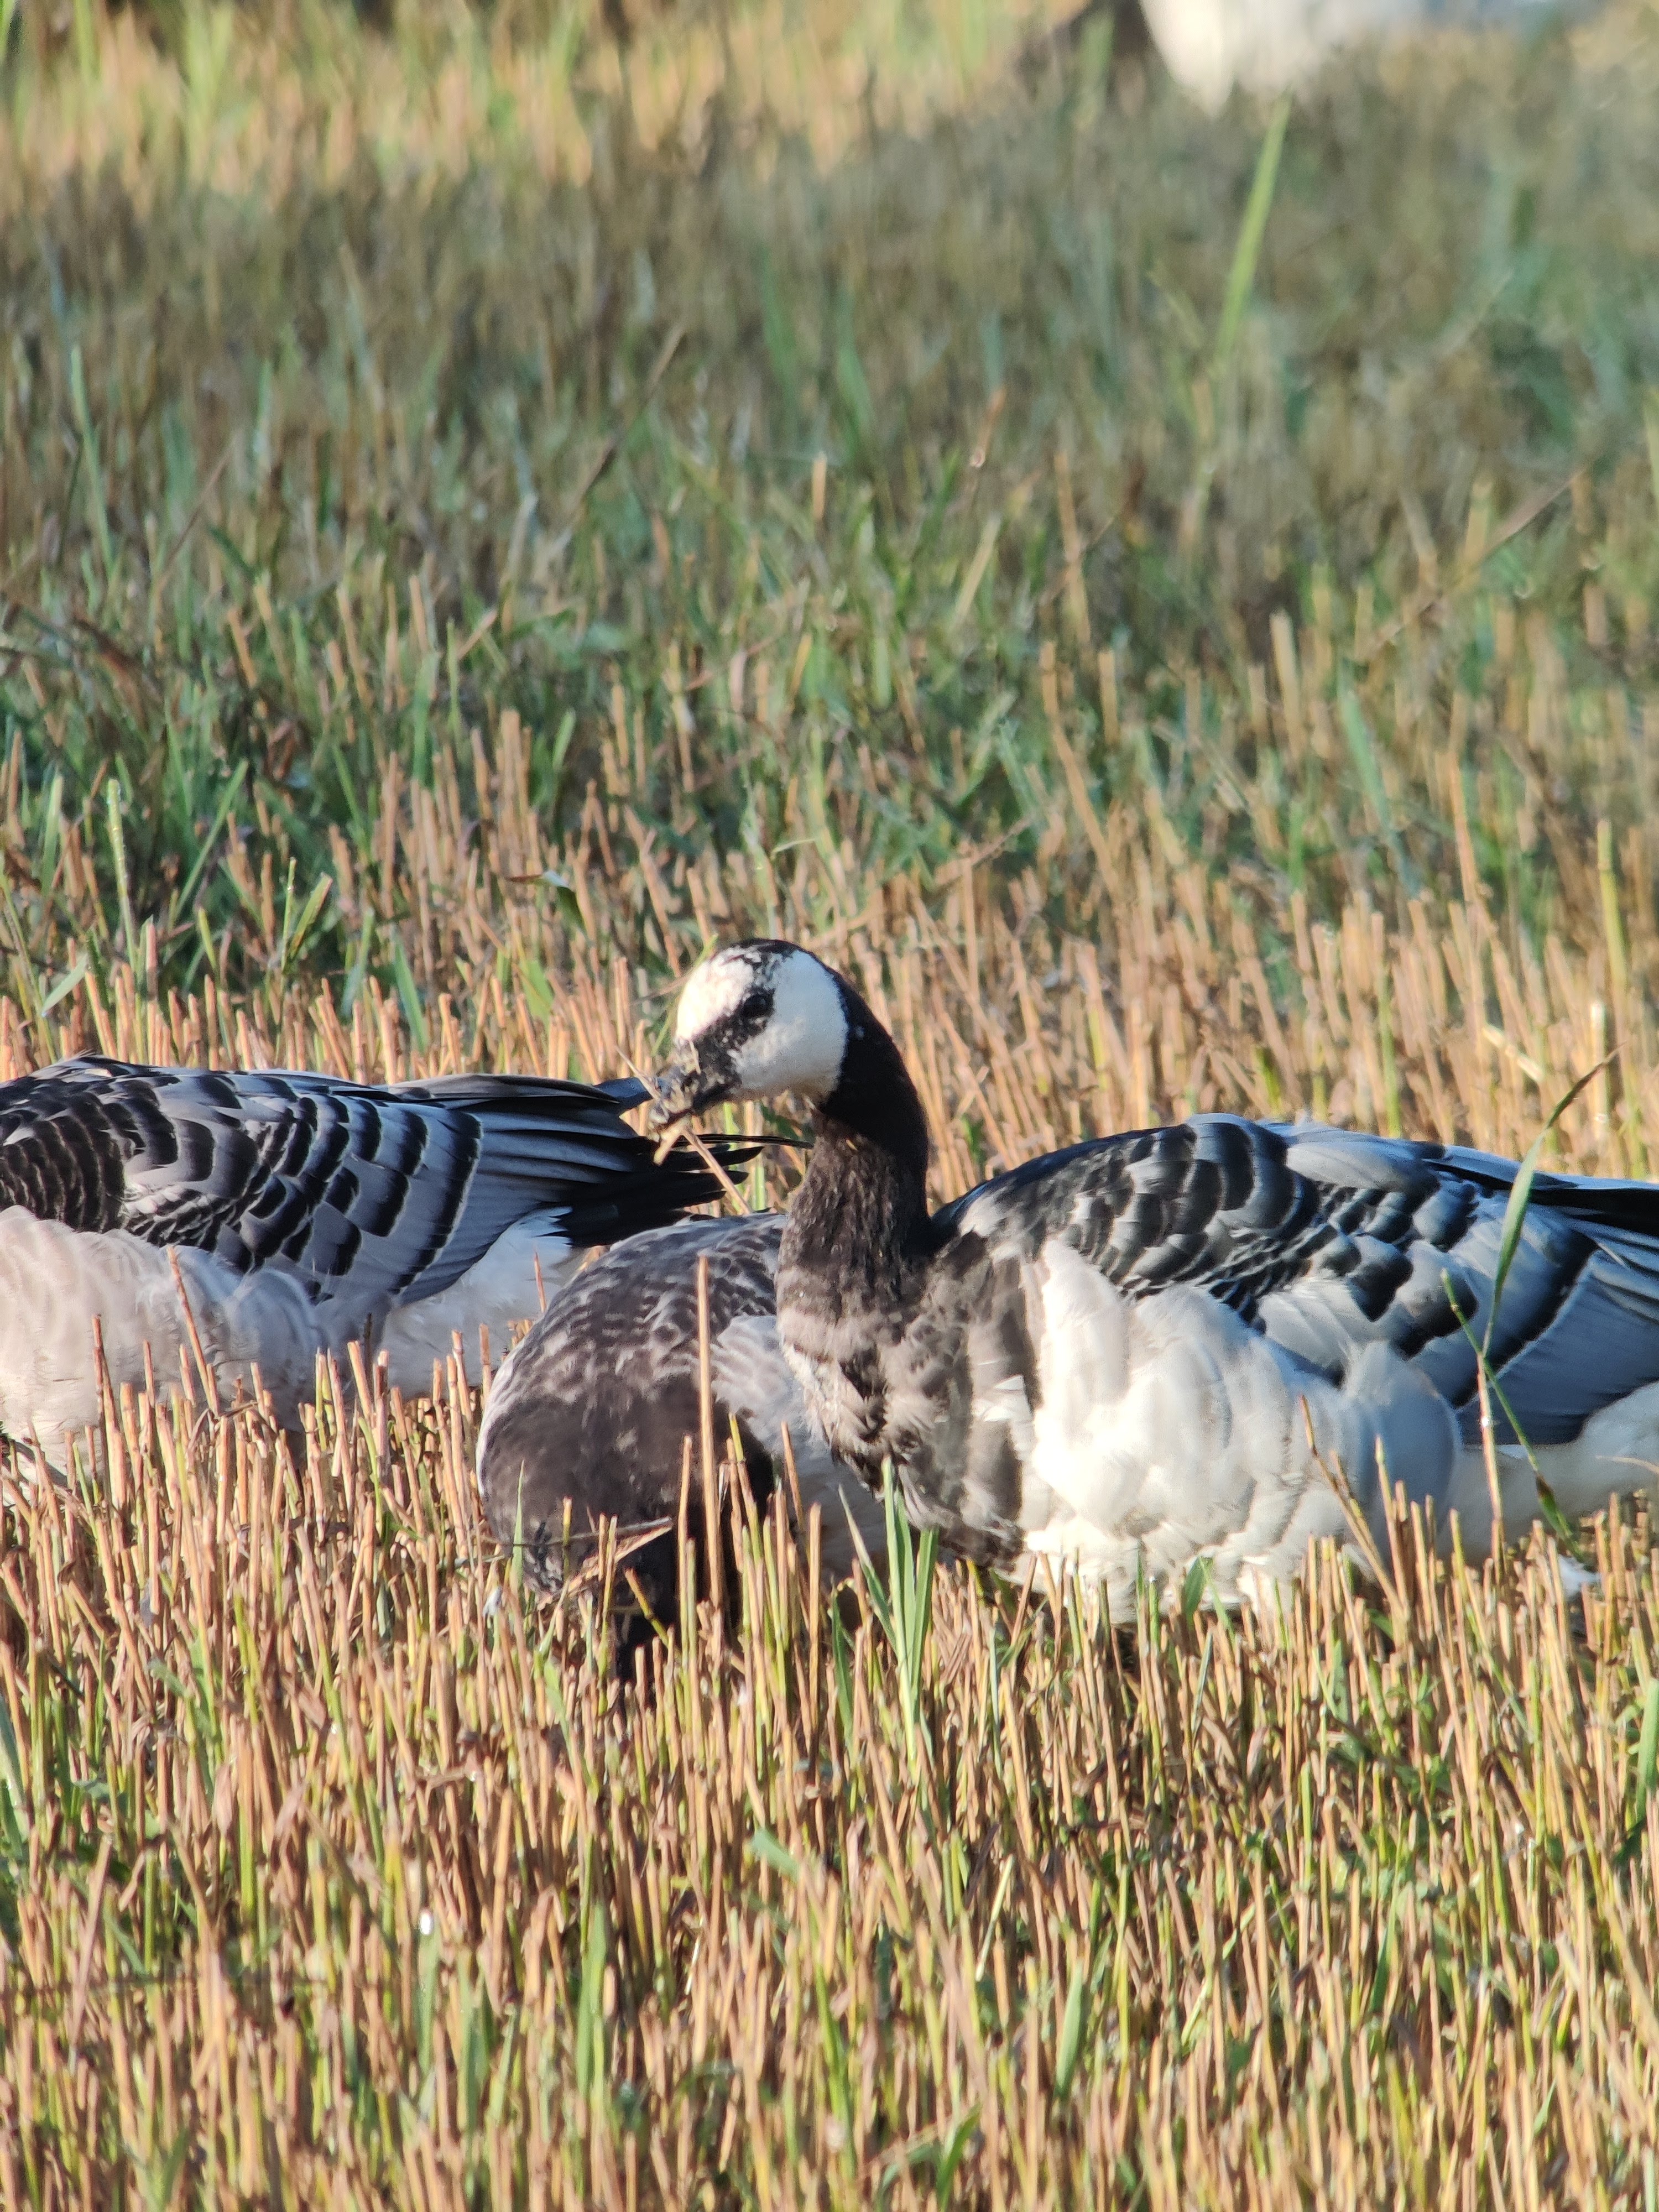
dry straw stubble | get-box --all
[5,0,1659,2198]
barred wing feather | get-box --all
[0,1060,701,1316]
[477,1215,881,1613]
[1,1058,735,1463]
[917,1116,1659,1594]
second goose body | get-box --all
[1,1057,738,1466]
[476,1214,882,1616]
[653,940,1659,1609]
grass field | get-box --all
[4,0,1659,2200]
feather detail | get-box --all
[1,1056,746,1465]
[476,1216,881,1618]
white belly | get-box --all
[0,1208,326,1468]
[0,1208,600,1473]
[1141,0,1553,107]
[1528,1382,1659,1521]
[1015,1241,1509,1613]
[374,1215,582,1397]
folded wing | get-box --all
[1,1058,733,1323]
[954,1114,1659,1453]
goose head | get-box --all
[651,942,849,1128]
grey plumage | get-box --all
[475,1215,881,1623]
[1,1056,740,1465]
[653,941,1659,1614]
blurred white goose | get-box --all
[1142,0,1566,108]
[0,1056,742,1468]
[651,940,1659,1613]
[476,1213,884,1615]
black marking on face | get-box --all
[705,973,778,1056]
[665,960,780,1112]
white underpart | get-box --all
[376,1213,581,1397]
[676,946,848,1105]
[1530,1381,1659,1521]
[0,1208,325,1469]
[711,1311,886,1581]
[969,1227,1638,1616]
[0,1204,582,1469]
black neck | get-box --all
[782,983,933,1295]
[821,989,929,1180]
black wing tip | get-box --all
[650,1135,763,1211]
[595,1074,650,1109]
[559,1138,763,1249]
[675,1134,762,1174]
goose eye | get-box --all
[738,990,769,1022]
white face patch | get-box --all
[674,945,849,1105]
[673,947,767,1044]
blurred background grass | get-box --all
[7,4,1659,2204]
[3,0,1658,1077]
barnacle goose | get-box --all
[651,939,1659,1611]
[474,1213,883,1619]
[0,1056,742,1468]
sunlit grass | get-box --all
[2,1358,1657,2205]
[3,0,1659,2198]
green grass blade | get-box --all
[1484,1058,1609,1358]
[174,759,247,914]
[1637,1678,1659,1820]
[1212,94,1291,380]
[1054,1961,1088,2097]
